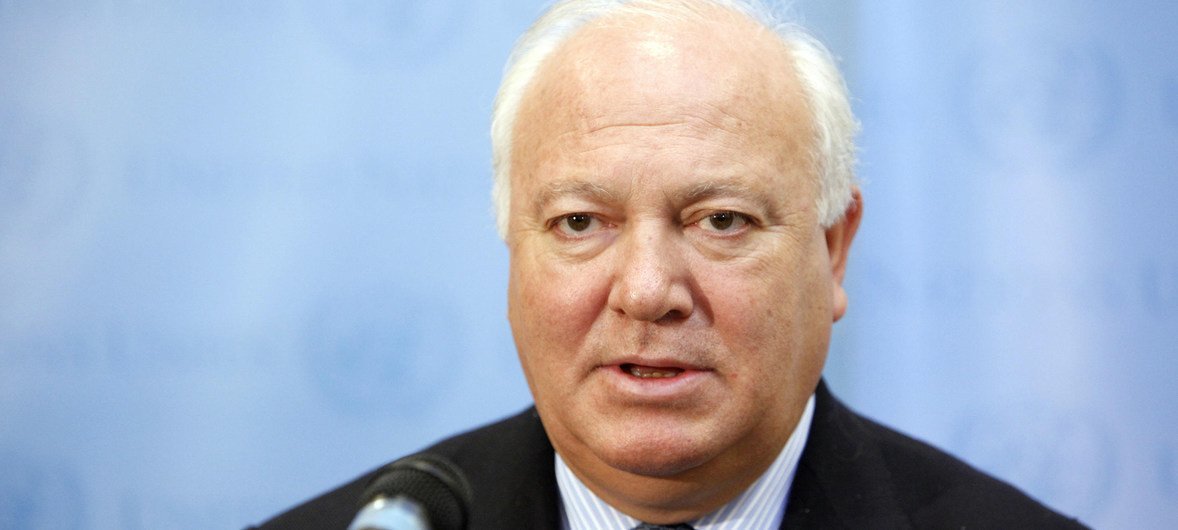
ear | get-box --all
[826,187,862,322]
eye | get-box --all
[552,213,603,237]
[696,210,751,233]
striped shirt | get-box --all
[556,394,816,530]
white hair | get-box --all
[490,0,859,238]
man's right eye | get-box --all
[552,213,601,237]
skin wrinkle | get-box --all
[586,121,685,133]
[576,121,740,155]
[582,103,749,137]
[679,181,779,224]
[532,180,623,223]
[544,127,791,227]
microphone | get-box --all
[348,453,472,530]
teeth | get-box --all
[625,364,683,378]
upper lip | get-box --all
[605,356,710,371]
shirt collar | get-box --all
[556,394,816,530]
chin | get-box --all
[596,430,717,478]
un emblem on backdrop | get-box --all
[955,37,1121,168]
[307,0,464,66]
[305,287,464,416]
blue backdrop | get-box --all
[1,1,1174,528]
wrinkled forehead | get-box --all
[512,4,813,172]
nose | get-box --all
[606,224,694,322]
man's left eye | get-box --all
[697,211,751,233]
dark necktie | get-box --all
[633,524,695,530]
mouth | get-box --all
[621,363,685,379]
[602,360,711,402]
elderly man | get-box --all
[255,0,1084,528]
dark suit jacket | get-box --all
[251,381,1086,529]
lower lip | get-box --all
[598,365,712,401]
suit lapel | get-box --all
[463,408,562,529]
[781,381,912,529]
[491,416,562,529]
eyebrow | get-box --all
[531,179,623,214]
[678,179,777,216]
[529,176,781,218]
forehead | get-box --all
[509,5,816,208]
[529,9,808,133]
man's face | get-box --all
[505,11,859,506]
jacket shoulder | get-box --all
[249,408,557,530]
[861,412,1084,528]
[801,383,1087,529]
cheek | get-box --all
[715,284,800,365]
[509,253,610,364]
[701,249,829,363]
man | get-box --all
[254,0,1085,528]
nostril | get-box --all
[658,308,687,322]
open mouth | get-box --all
[621,363,685,379]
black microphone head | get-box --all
[357,453,472,530]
